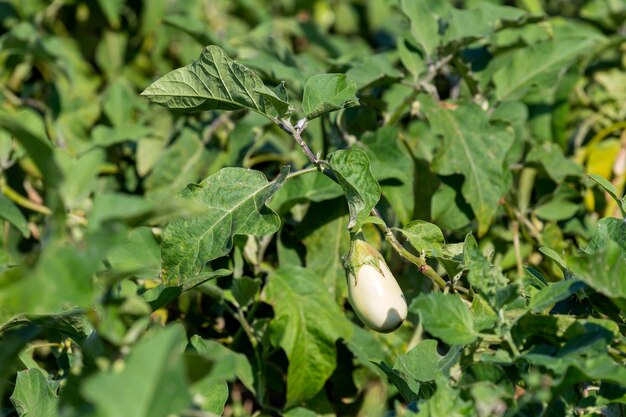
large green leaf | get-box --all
[423,97,514,235]
[329,149,381,230]
[265,266,353,406]
[492,36,601,101]
[301,74,359,120]
[161,167,288,284]
[411,293,478,345]
[142,45,283,118]
[10,368,59,417]
[82,324,191,417]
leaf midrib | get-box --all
[438,108,486,217]
[171,176,278,276]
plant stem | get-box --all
[0,179,51,215]
[277,119,449,290]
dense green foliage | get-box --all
[1,0,626,416]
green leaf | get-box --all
[299,199,350,297]
[423,97,515,235]
[142,45,277,118]
[329,149,381,230]
[265,266,353,406]
[492,36,601,101]
[569,239,626,300]
[526,142,583,183]
[0,110,62,187]
[535,198,580,221]
[394,339,449,382]
[161,167,288,284]
[399,0,448,58]
[0,195,29,238]
[107,227,161,279]
[443,3,527,44]
[539,246,568,271]
[254,82,292,117]
[529,279,586,313]
[414,375,473,417]
[356,126,413,183]
[0,243,98,322]
[56,148,104,209]
[399,221,445,257]
[82,324,191,417]
[97,0,125,28]
[412,293,477,345]
[464,234,512,309]
[585,217,626,254]
[10,368,59,417]
[346,53,403,89]
[144,128,207,201]
[301,74,359,120]
[190,335,255,393]
[588,174,626,217]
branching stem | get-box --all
[277,119,449,291]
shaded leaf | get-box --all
[161,167,288,284]
[423,97,514,235]
[302,74,359,120]
[492,36,601,101]
[10,368,59,417]
[0,195,29,238]
[265,266,353,406]
[411,293,478,345]
[329,149,381,230]
[529,279,586,313]
[82,324,191,417]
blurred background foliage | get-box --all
[0,0,625,416]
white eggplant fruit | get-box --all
[345,239,407,333]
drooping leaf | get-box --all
[265,266,353,406]
[82,324,191,417]
[422,97,514,235]
[301,74,359,120]
[254,82,292,117]
[142,45,278,118]
[529,279,586,313]
[10,368,59,417]
[161,167,288,284]
[0,195,29,238]
[411,293,478,345]
[329,149,381,230]
[588,174,626,217]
